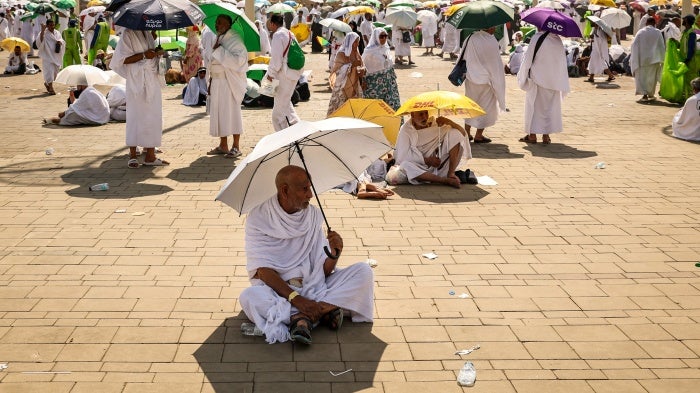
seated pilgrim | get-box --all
[672,77,700,142]
[45,85,110,126]
[238,165,374,345]
[393,110,471,188]
[182,66,208,106]
[106,84,126,122]
[4,46,27,75]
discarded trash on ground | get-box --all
[409,72,423,78]
[422,251,438,260]
[458,293,470,299]
[131,212,146,216]
[114,209,127,213]
[89,183,109,191]
[449,290,455,295]
[0,363,7,371]
[594,162,606,169]
[457,361,476,386]
[329,369,353,376]
[477,175,497,186]
[366,258,378,267]
[45,148,54,155]
[455,345,481,356]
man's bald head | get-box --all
[275,165,307,190]
[276,165,313,214]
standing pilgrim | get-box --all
[586,24,615,82]
[267,13,302,131]
[206,14,248,159]
[517,31,570,144]
[462,26,506,143]
[630,17,665,101]
[110,28,168,168]
[38,19,64,95]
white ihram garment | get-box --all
[268,27,302,131]
[183,76,208,106]
[59,87,110,125]
[588,28,610,75]
[239,196,374,344]
[672,92,700,141]
[394,121,470,184]
[441,23,459,54]
[517,32,570,135]
[38,28,64,84]
[107,85,127,122]
[209,30,248,138]
[110,29,163,148]
[462,31,506,129]
[630,25,665,97]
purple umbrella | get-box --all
[520,7,582,38]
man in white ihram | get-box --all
[266,13,302,131]
[239,165,374,345]
[394,110,470,188]
[37,19,64,95]
[630,17,665,102]
[672,77,700,141]
[46,84,110,125]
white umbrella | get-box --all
[320,17,352,32]
[101,70,127,86]
[55,65,110,86]
[215,117,391,215]
[236,0,245,7]
[384,7,417,28]
[600,7,632,29]
[535,0,566,10]
[266,2,295,13]
[329,6,353,18]
[416,9,438,23]
[79,5,105,15]
[587,15,613,37]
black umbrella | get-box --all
[110,0,204,30]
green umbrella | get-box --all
[200,2,261,52]
[53,0,77,10]
[446,0,514,30]
[33,2,59,14]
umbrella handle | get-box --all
[324,246,341,260]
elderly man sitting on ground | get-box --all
[238,165,374,345]
[672,77,700,141]
[393,110,471,188]
[45,84,110,126]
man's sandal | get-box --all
[289,317,312,345]
[320,308,344,331]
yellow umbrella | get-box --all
[329,98,401,146]
[0,37,31,53]
[590,0,617,7]
[648,0,668,5]
[443,3,467,17]
[250,55,271,64]
[422,1,441,8]
[86,0,105,6]
[395,91,485,118]
[291,23,311,42]
[348,5,376,15]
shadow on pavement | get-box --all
[470,143,525,159]
[661,125,700,144]
[194,314,386,393]
[62,156,173,198]
[523,143,597,159]
[17,93,50,100]
[392,183,489,203]
[166,156,235,183]
[641,99,682,108]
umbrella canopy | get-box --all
[629,1,649,12]
[80,5,106,15]
[200,2,261,52]
[443,3,466,17]
[266,2,295,14]
[600,7,631,29]
[417,9,439,23]
[283,0,297,6]
[395,90,486,118]
[247,63,268,81]
[587,15,613,37]
[328,98,401,146]
[55,64,110,86]
[387,0,418,8]
[446,0,514,30]
[329,6,353,18]
[535,0,566,10]
[422,1,442,8]
[320,17,352,32]
[590,0,615,6]
[349,5,375,15]
[158,35,187,50]
[0,37,31,52]
[215,117,391,215]
[103,70,127,86]
[520,7,582,37]
[384,7,418,29]
[32,2,57,14]
[87,0,106,6]
[52,0,77,9]
[111,0,204,30]
[656,9,680,19]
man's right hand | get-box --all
[291,295,324,322]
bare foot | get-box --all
[444,174,461,189]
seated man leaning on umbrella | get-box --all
[393,110,471,189]
[44,84,110,126]
[238,165,375,345]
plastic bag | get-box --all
[385,165,408,185]
[259,74,279,97]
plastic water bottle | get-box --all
[240,322,264,336]
[457,361,476,387]
[89,183,109,191]
[45,148,54,155]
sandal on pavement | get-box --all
[142,158,169,166]
[473,137,492,144]
[519,136,537,143]
[127,158,140,169]
[207,146,227,155]
[320,308,344,331]
[542,135,551,145]
[289,317,313,345]
[606,76,615,82]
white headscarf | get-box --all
[362,28,392,74]
[338,32,360,56]
[365,28,388,51]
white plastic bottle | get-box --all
[457,361,476,387]
[89,183,109,191]
[240,322,264,336]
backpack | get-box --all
[284,32,305,70]
[401,30,411,43]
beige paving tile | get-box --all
[511,380,595,393]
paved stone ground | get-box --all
[0,41,698,393]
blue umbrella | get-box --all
[520,7,582,38]
[109,0,204,31]
[283,0,298,7]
